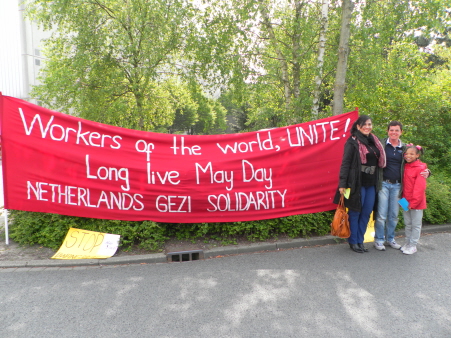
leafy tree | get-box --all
[168,83,228,134]
[199,0,344,127]
[216,0,450,130]
[26,0,451,149]
[408,46,451,172]
[345,0,449,114]
[219,91,253,133]
[26,0,227,132]
[338,0,451,176]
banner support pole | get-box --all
[4,209,8,245]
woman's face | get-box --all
[357,119,372,136]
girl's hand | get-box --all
[339,188,346,195]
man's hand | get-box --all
[420,169,431,179]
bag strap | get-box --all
[338,194,345,208]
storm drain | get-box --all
[167,250,204,262]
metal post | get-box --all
[4,209,8,245]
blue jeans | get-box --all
[348,186,376,245]
[374,181,401,244]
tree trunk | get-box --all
[332,0,354,116]
[311,0,330,118]
[292,0,305,104]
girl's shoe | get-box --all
[400,241,410,252]
[403,245,417,255]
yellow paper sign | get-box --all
[364,212,375,243]
[344,188,351,199]
[52,228,120,259]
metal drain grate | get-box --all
[167,250,204,262]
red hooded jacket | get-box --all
[402,160,427,210]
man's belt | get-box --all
[384,179,400,184]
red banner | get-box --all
[0,94,357,222]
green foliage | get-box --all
[8,211,71,250]
[8,210,334,250]
[219,0,342,125]
[408,46,451,173]
[27,0,451,138]
[217,0,451,131]
[347,40,451,176]
[162,211,334,244]
[25,0,228,133]
[166,83,228,134]
[423,173,451,224]
[8,211,168,251]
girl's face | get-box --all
[357,119,372,136]
[404,148,420,163]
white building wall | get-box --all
[0,2,51,210]
[0,0,50,104]
[0,1,23,98]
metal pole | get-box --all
[4,209,8,245]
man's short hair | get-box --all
[387,121,403,131]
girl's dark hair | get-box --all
[350,115,371,136]
[405,144,424,156]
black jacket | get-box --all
[333,136,382,212]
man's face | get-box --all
[387,125,402,142]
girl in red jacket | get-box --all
[401,144,427,255]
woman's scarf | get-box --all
[355,132,386,168]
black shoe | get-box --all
[349,243,364,253]
[358,243,369,252]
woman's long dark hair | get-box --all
[350,115,371,136]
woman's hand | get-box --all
[339,187,346,195]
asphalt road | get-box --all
[1,232,450,338]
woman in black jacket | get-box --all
[334,115,386,253]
